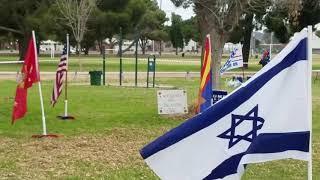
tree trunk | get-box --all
[77,41,82,71]
[108,38,116,54]
[98,39,103,55]
[139,38,147,55]
[175,47,178,55]
[242,14,254,69]
[209,30,227,89]
[18,35,29,60]
[84,48,89,55]
[159,41,162,56]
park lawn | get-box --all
[0,79,319,179]
[0,54,319,72]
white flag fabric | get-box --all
[140,30,310,179]
[220,47,244,75]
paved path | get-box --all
[0,71,319,81]
[0,71,256,81]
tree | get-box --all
[137,0,167,55]
[265,0,320,43]
[56,0,96,54]
[171,0,309,88]
[0,0,51,58]
[171,0,267,88]
[228,0,270,68]
[55,0,96,70]
[170,13,184,55]
[81,28,96,55]
[181,16,200,47]
[96,0,147,55]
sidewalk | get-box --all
[0,71,319,81]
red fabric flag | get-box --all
[12,36,40,124]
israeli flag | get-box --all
[140,29,311,179]
[220,47,244,75]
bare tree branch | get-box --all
[0,26,23,35]
[56,0,96,51]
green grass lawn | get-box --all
[0,78,319,179]
[0,54,319,72]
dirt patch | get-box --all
[0,128,167,179]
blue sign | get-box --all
[212,90,228,104]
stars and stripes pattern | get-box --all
[51,45,67,106]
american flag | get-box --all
[51,45,67,106]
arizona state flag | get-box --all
[196,34,212,113]
[12,36,40,123]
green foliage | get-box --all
[170,13,184,53]
[290,0,320,32]
[136,0,167,39]
[96,0,148,36]
[0,0,51,57]
[264,8,291,43]
[265,0,320,43]
[123,0,168,54]
[98,0,131,12]
[181,16,200,44]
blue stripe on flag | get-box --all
[203,131,310,179]
[200,71,212,112]
[140,38,307,159]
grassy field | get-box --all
[0,77,319,179]
[0,54,320,72]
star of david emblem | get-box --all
[217,105,265,149]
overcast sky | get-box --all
[157,0,195,23]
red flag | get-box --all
[12,36,40,124]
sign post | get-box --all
[102,46,106,86]
[135,39,138,87]
[119,27,123,86]
[147,55,156,88]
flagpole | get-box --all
[65,34,69,117]
[307,25,313,180]
[242,66,245,82]
[32,31,47,136]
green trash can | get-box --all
[89,71,102,85]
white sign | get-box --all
[220,47,243,74]
[157,90,188,115]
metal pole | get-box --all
[307,25,313,180]
[32,31,47,135]
[147,57,149,88]
[135,39,138,87]
[119,27,123,86]
[153,55,156,88]
[64,34,69,117]
[270,32,273,59]
[102,46,106,86]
